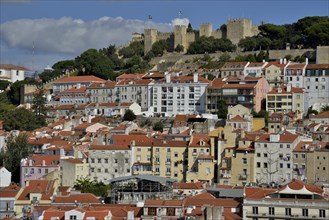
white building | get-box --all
[151,73,210,117]
[245,62,268,77]
[254,131,300,185]
[304,64,329,109]
[0,167,11,187]
[0,64,27,83]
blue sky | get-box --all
[1,0,328,71]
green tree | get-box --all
[74,177,110,197]
[153,121,164,132]
[217,99,228,119]
[321,105,329,112]
[238,37,258,51]
[75,49,115,80]
[31,83,47,127]
[305,22,329,47]
[122,109,136,121]
[119,41,144,58]
[0,134,32,183]
[6,80,35,105]
[4,107,46,131]
[174,44,184,52]
[187,23,194,32]
[150,39,168,56]
[0,80,11,91]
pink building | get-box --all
[20,155,60,186]
[206,77,270,113]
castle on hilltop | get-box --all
[132,18,259,54]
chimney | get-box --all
[29,159,33,166]
[76,83,81,89]
[193,73,198,83]
[287,84,291,92]
[165,74,171,83]
[42,160,46,166]
[283,58,287,64]
[60,149,65,158]
[280,59,283,64]
[305,58,309,65]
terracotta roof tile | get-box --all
[53,193,101,204]
[17,180,56,200]
[61,86,87,93]
[54,76,106,84]
[0,64,30,71]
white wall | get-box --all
[0,167,12,187]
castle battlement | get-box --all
[142,18,258,54]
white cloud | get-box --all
[171,18,190,27]
[0,16,172,55]
[0,16,191,70]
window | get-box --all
[242,158,247,164]
[97,168,101,172]
[167,208,175,216]
[115,159,118,163]
[105,158,108,163]
[264,162,268,168]
[70,216,77,220]
[114,169,117,173]
[269,207,275,215]
[174,152,178,157]
[280,163,283,168]
[264,144,267,148]
[302,208,308,217]
[257,153,261,157]
[264,153,268,158]
[38,168,41,174]
[285,208,291,216]
[105,169,108,173]
[287,144,290,148]
[294,154,298,159]
[45,169,48,174]
[97,159,101,163]
[280,144,283,148]
[320,209,326,218]
[252,207,258,214]
[257,162,261,168]
[302,154,306,159]
[287,163,291,168]
[91,168,94,172]
[148,207,157,215]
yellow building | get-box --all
[266,84,304,114]
[15,180,58,217]
[60,158,89,187]
[264,61,287,88]
[186,134,215,184]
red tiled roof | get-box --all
[0,184,21,198]
[54,76,106,83]
[287,63,306,69]
[256,131,299,143]
[142,72,165,79]
[161,76,210,84]
[53,193,101,204]
[61,158,84,164]
[228,115,247,122]
[222,83,256,89]
[61,86,87,93]
[0,64,30,71]
[221,62,248,69]
[245,187,276,199]
[306,64,329,69]
[279,179,323,194]
[173,182,205,190]
[310,111,329,118]
[189,133,211,147]
[88,81,116,88]
[208,78,226,89]
[17,180,56,200]
[267,85,304,94]
[144,200,183,207]
[117,73,145,79]
[22,154,60,166]
[247,62,266,67]
[265,61,287,69]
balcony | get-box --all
[246,212,324,219]
[239,174,247,180]
[220,173,231,179]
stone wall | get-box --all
[316,46,329,64]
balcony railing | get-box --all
[239,174,247,180]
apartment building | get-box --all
[151,73,210,116]
[293,140,329,185]
[220,62,249,78]
[206,77,270,113]
[268,111,303,133]
[243,179,329,219]
[266,84,305,114]
[245,62,268,77]
[254,131,300,185]
[60,158,89,187]
[226,104,253,132]
[52,76,105,95]
[284,63,307,88]
[304,64,329,108]
[86,81,116,103]
[264,61,288,88]
[59,85,87,105]
[88,144,132,183]
[20,155,61,187]
[115,79,153,111]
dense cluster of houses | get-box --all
[0,59,328,220]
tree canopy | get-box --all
[74,177,110,197]
[0,134,32,183]
[122,109,136,121]
[119,41,144,58]
[188,36,236,54]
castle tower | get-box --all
[174,25,187,52]
[144,29,158,54]
[227,18,257,45]
[200,23,213,37]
